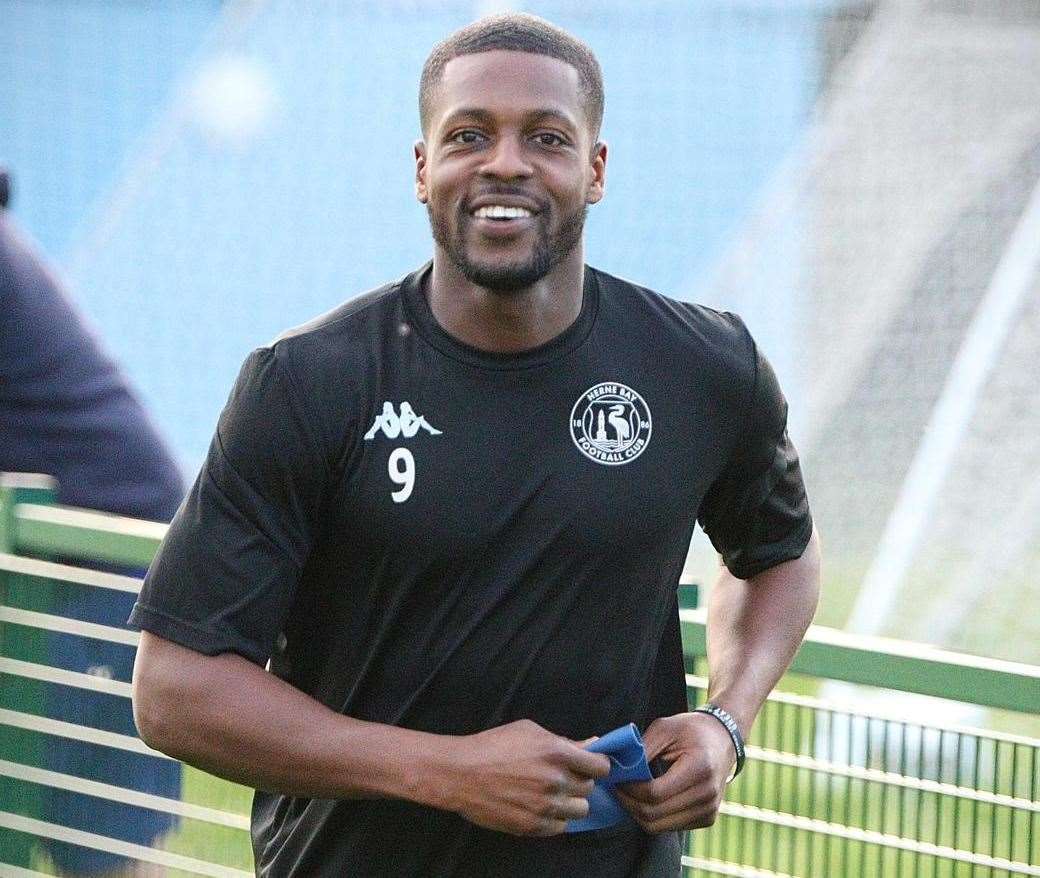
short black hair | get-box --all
[419,13,604,140]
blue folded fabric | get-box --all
[566,723,653,832]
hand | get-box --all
[614,712,737,833]
[436,719,611,837]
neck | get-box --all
[426,244,585,353]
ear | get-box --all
[414,140,428,204]
[586,141,607,205]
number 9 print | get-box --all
[388,447,415,503]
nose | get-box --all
[479,135,533,181]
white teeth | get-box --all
[474,205,534,219]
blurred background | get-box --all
[3,2,1040,874]
[2,0,1038,666]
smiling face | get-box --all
[416,50,606,293]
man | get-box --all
[130,13,820,877]
[0,168,184,876]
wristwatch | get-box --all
[693,702,746,782]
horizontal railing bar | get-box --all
[682,608,1040,714]
[0,473,57,492]
[0,656,131,697]
[686,673,1040,748]
[745,744,1040,813]
[0,552,142,593]
[0,864,55,877]
[12,503,165,569]
[702,679,1040,751]
[720,802,1040,875]
[0,759,249,830]
[0,606,139,645]
[14,504,167,542]
[680,856,795,878]
[0,812,252,878]
[689,674,1039,810]
[0,708,173,760]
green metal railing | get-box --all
[1,477,1038,876]
[682,667,1039,877]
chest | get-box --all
[331,368,732,561]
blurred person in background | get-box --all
[130,14,819,877]
[0,167,184,876]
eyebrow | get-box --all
[439,107,579,132]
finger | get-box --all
[573,736,599,747]
[559,744,612,779]
[616,778,653,803]
[640,797,723,834]
[638,718,672,762]
[614,784,645,808]
[617,778,715,827]
[531,795,590,835]
[633,754,708,804]
[548,770,596,804]
[531,816,569,837]
[556,794,592,821]
[614,763,690,805]
[564,777,596,799]
[615,777,702,818]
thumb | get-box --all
[639,720,673,762]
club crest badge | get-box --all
[570,382,652,466]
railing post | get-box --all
[0,472,58,868]
[0,472,59,543]
[1,471,59,637]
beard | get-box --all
[427,197,587,293]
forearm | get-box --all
[704,527,821,738]
[133,632,612,837]
[132,633,451,806]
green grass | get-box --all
[683,672,1040,877]
[161,767,254,876]
[24,768,254,876]
[687,761,1038,877]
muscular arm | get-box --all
[132,631,609,835]
[617,527,821,832]
[132,631,444,801]
[704,524,821,740]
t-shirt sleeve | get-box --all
[128,345,328,664]
[697,329,813,580]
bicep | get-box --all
[132,631,264,746]
[131,630,208,744]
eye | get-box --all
[450,130,484,145]
[534,132,567,147]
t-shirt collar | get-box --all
[400,260,599,371]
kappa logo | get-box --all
[364,401,442,441]
[570,382,652,466]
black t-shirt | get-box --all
[130,263,812,877]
